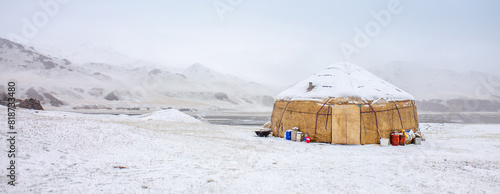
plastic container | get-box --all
[285,130,292,140]
[391,131,399,146]
[405,129,415,144]
[414,137,421,145]
[296,132,302,142]
[399,132,406,146]
[306,136,311,143]
[380,138,389,147]
[291,130,297,141]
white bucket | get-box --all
[296,132,302,142]
[414,137,421,145]
[291,130,297,141]
[380,138,389,147]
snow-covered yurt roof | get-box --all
[276,62,414,102]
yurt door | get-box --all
[331,105,361,145]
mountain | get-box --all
[370,62,500,112]
[183,63,243,84]
[0,38,135,107]
[36,42,137,66]
[0,37,280,112]
[181,63,277,104]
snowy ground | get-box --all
[1,106,499,193]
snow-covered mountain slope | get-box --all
[0,37,129,107]
[370,62,500,100]
[183,63,279,100]
[370,62,500,112]
[0,38,280,112]
[72,61,279,108]
[183,63,244,84]
[36,42,138,66]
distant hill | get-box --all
[0,37,280,112]
[370,62,500,112]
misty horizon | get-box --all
[1,0,499,86]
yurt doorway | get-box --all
[331,105,361,145]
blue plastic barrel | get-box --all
[285,130,292,140]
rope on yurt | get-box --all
[274,103,412,115]
[368,104,381,139]
[393,101,404,129]
[314,98,332,134]
[324,105,330,131]
[360,104,413,114]
[278,100,292,133]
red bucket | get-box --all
[399,132,406,146]
[391,131,399,146]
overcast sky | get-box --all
[1,0,499,85]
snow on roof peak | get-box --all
[276,62,414,102]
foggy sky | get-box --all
[1,0,499,86]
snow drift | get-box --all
[136,109,201,123]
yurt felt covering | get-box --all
[270,99,418,144]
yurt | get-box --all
[270,62,418,145]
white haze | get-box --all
[0,0,499,86]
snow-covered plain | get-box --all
[1,106,499,193]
